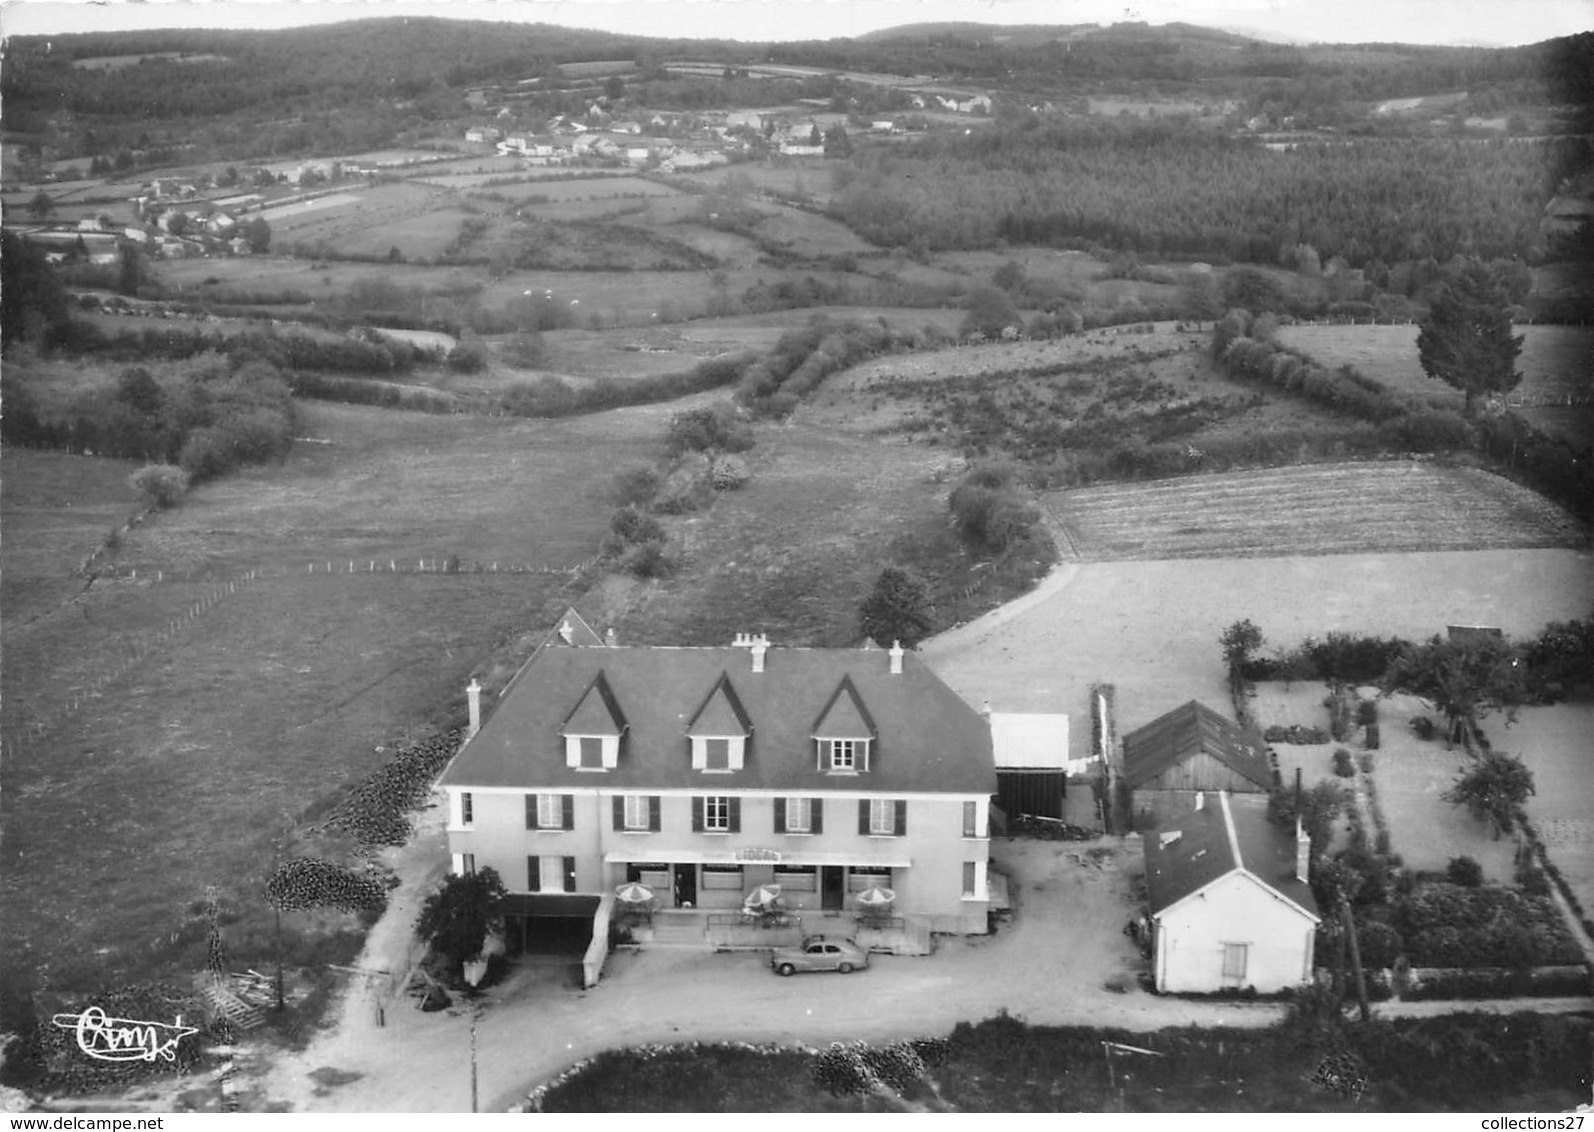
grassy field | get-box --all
[1275,323,1594,444]
[610,421,977,648]
[1051,462,1587,560]
[0,400,663,1005]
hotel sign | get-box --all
[734,847,783,864]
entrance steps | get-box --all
[647,911,709,948]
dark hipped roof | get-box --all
[1121,700,1272,791]
[1143,792,1319,921]
[440,645,994,794]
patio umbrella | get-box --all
[854,886,895,909]
[615,882,654,904]
[743,884,782,910]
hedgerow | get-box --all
[321,730,463,847]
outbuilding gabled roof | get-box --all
[1143,792,1319,922]
[1122,700,1272,791]
[439,642,992,794]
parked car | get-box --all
[770,936,870,976]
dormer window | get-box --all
[821,739,868,772]
[812,675,877,774]
[560,671,627,771]
[687,672,752,774]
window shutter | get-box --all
[648,795,662,832]
[858,799,870,835]
[817,740,825,771]
[526,794,538,830]
[527,856,540,892]
[894,799,907,836]
[811,798,823,835]
[563,856,577,893]
[728,796,741,834]
[613,796,625,832]
[773,797,786,834]
[561,793,574,831]
[692,796,704,833]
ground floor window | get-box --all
[848,865,892,893]
[700,863,744,891]
[627,863,670,890]
[1222,942,1249,980]
[457,853,475,876]
[774,865,817,892]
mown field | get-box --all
[0,400,658,1006]
[1275,323,1594,444]
[1050,462,1588,560]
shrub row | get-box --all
[1393,884,1582,967]
[501,353,757,420]
[736,315,915,418]
[68,321,429,375]
[322,730,464,847]
[948,463,1044,555]
[264,856,389,913]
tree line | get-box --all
[831,123,1557,268]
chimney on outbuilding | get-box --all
[466,678,482,739]
[1295,818,1311,884]
[889,641,904,675]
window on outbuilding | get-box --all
[1222,942,1249,980]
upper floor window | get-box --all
[693,795,740,834]
[963,800,978,838]
[786,797,811,834]
[526,793,574,831]
[860,798,906,837]
[460,792,474,826]
[614,794,661,832]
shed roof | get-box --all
[1122,700,1272,791]
[1143,792,1319,922]
[990,713,1069,769]
[441,643,993,794]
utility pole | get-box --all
[1340,895,1370,1023]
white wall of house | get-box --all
[1152,871,1315,993]
[446,786,990,932]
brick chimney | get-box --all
[889,641,904,675]
[466,678,482,739]
[1295,818,1311,883]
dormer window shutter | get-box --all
[774,797,787,834]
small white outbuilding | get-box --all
[1143,790,1320,993]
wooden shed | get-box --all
[1121,701,1273,830]
[990,712,1068,820]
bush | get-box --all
[1264,724,1331,744]
[654,454,713,514]
[1333,748,1357,777]
[1410,716,1439,741]
[1447,856,1484,887]
[1357,919,1405,968]
[611,465,660,507]
[621,540,675,578]
[128,463,189,509]
[711,455,750,491]
[1357,752,1374,774]
[609,505,664,546]
[666,405,753,455]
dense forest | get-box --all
[831,122,1570,267]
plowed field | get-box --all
[1051,461,1587,560]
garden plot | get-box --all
[1054,462,1586,560]
[1509,701,1594,915]
[1359,693,1517,882]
